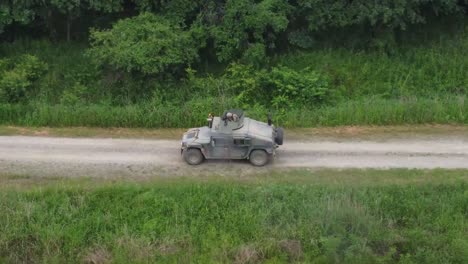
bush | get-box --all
[266,66,332,108]
[223,63,332,110]
[60,82,89,106]
[87,12,198,78]
[15,54,47,79]
[0,55,47,103]
[0,70,31,103]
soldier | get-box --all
[207,112,214,128]
[226,112,233,121]
[232,113,239,122]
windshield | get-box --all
[185,131,197,139]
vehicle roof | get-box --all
[209,116,272,141]
[185,111,273,144]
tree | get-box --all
[37,0,124,41]
[292,0,464,48]
[87,12,198,77]
[209,0,292,62]
[49,0,82,42]
[87,0,123,13]
[0,0,36,38]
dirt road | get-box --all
[1,134,467,177]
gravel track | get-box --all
[1,136,467,177]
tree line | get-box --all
[2,1,467,46]
[0,1,466,106]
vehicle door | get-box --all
[210,135,233,159]
[231,137,251,158]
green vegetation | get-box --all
[0,96,466,128]
[0,1,467,127]
[0,35,467,128]
[1,169,467,263]
[88,13,199,77]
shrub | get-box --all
[15,54,47,79]
[0,70,31,103]
[0,55,47,103]
[223,63,331,110]
[241,43,268,67]
[60,82,89,106]
[87,12,198,78]
[266,66,331,108]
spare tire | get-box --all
[275,127,284,145]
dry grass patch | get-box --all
[233,245,261,264]
[82,247,112,264]
[115,236,156,261]
[279,239,303,261]
[2,125,467,141]
[0,126,186,139]
[156,242,181,256]
[287,124,468,141]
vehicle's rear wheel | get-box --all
[249,150,269,166]
[275,127,284,145]
[184,148,204,165]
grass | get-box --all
[1,32,467,128]
[0,169,467,263]
[1,124,467,141]
[274,28,468,98]
[0,125,187,139]
[0,96,467,128]
[0,40,96,101]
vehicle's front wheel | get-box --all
[249,150,269,166]
[184,148,204,165]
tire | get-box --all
[249,150,269,166]
[275,127,284,145]
[184,148,204,165]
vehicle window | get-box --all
[234,139,250,145]
[186,132,196,139]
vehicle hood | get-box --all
[181,127,211,145]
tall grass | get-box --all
[0,32,467,128]
[0,170,466,263]
[0,96,466,128]
[0,40,98,102]
[275,32,468,97]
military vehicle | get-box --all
[180,109,283,166]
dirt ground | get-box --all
[1,125,467,178]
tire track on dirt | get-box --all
[1,136,467,177]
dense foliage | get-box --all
[88,13,199,77]
[0,55,47,103]
[2,1,467,59]
[0,1,466,127]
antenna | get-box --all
[267,110,272,126]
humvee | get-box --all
[180,109,283,166]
